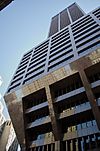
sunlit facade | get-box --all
[0,102,5,127]
[0,103,19,151]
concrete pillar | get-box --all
[88,136,92,150]
[34,147,37,151]
[45,86,62,141]
[81,137,84,151]
[51,143,54,151]
[66,141,68,151]
[73,59,100,130]
[70,140,73,151]
[76,139,79,151]
[55,141,60,151]
[79,69,100,130]
[83,137,86,151]
[47,145,49,151]
[94,134,98,148]
[42,146,44,151]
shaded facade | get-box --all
[4,3,100,151]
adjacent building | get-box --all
[0,120,19,151]
[0,0,13,11]
[4,3,100,151]
[0,102,19,151]
[6,122,19,151]
[0,102,5,127]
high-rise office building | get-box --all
[4,3,100,151]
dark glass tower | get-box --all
[49,3,85,37]
[4,3,100,151]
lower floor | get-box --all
[28,133,100,151]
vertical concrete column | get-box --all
[73,59,100,130]
[42,146,44,151]
[81,138,84,151]
[82,137,86,151]
[55,141,60,151]
[51,144,53,151]
[46,145,49,151]
[88,136,92,150]
[67,8,73,23]
[70,140,73,151]
[45,86,62,141]
[69,26,78,58]
[76,139,79,151]
[79,69,100,130]
[66,141,68,151]
[94,134,98,148]
[34,147,37,151]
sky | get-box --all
[0,0,100,119]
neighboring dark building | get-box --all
[0,0,13,11]
[4,3,100,151]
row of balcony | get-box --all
[25,78,100,114]
[29,120,99,147]
[23,56,100,110]
[26,98,100,130]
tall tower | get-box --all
[49,3,85,37]
[4,3,100,151]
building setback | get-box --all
[4,3,100,151]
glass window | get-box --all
[77,124,81,130]
[82,122,87,129]
[92,120,96,126]
[87,121,92,127]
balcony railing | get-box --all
[63,121,99,140]
[26,116,51,129]
[59,98,100,119]
[56,87,85,102]
[59,101,91,119]
[25,101,48,114]
[30,132,54,147]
